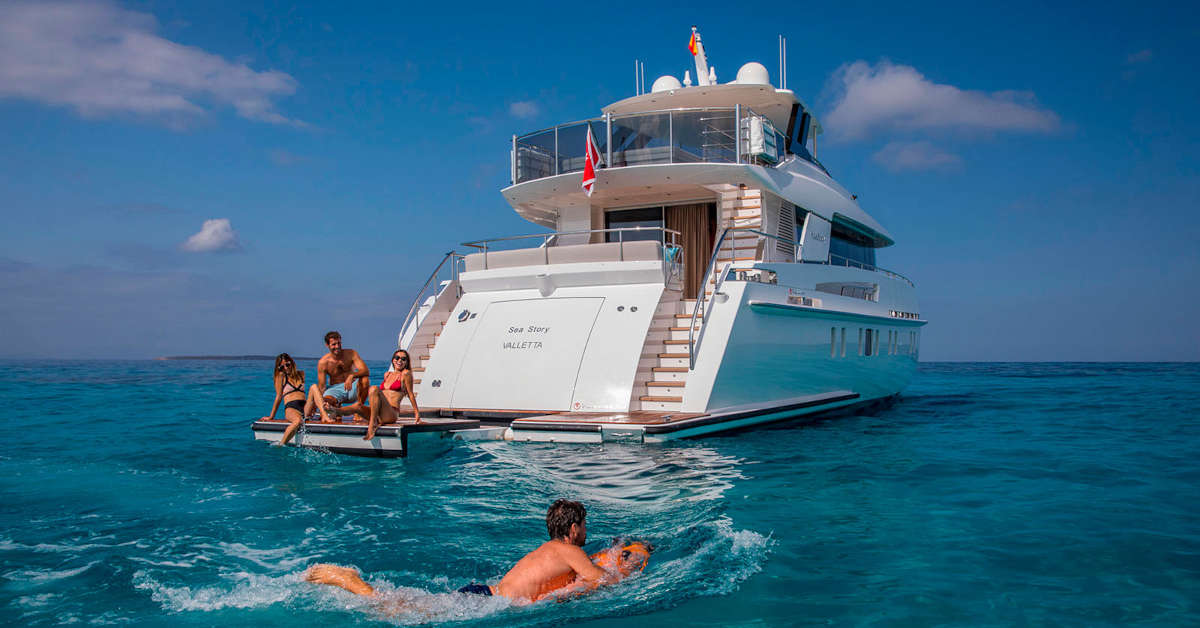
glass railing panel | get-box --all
[609,112,671,168]
[670,109,736,164]
[514,129,556,184]
[554,120,606,175]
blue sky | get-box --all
[0,0,1197,360]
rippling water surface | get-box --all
[1,360,1197,626]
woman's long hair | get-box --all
[274,353,304,388]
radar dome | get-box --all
[735,62,770,85]
[651,75,683,93]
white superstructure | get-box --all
[254,29,927,453]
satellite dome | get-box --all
[651,75,683,93]
[735,62,770,85]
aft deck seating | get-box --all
[463,240,663,272]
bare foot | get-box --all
[363,428,377,440]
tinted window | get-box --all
[829,223,877,268]
[606,207,664,242]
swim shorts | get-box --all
[323,380,358,405]
[456,583,492,596]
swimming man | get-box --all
[306,499,648,604]
[306,330,370,422]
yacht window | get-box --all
[840,327,846,357]
[830,328,836,358]
[857,328,864,356]
[864,329,874,356]
[829,223,877,269]
[605,207,664,243]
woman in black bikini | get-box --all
[363,349,421,440]
[263,353,307,446]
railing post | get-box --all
[511,134,517,184]
[728,110,737,162]
[606,112,612,167]
[668,110,674,163]
[483,243,489,270]
[553,126,559,175]
[619,229,624,261]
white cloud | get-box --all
[181,218,241,253]
[508,100,540,118]
[824,61,1059,141]
[0,1,301,126]
[872,141,962,172]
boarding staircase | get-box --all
[632,186,764,412]
[632,291,693,411]
[713,185,763,270]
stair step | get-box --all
[652,366,688,372]
[419,355,430,360]
[658,352,689,358]
[412,367,425,372]
[662,339,690,345]
[668,326,699,331]
[715,256,757,262]
[639,395,683,402]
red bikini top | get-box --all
[383,372,407,392]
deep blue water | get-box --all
[1,361,1197,626]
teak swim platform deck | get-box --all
[251,391,864,454]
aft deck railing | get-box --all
[511,106,789,185]
[461,226,681,269]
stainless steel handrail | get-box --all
[820,254,915,287]
[461,226,681,269]
[398,251,463,346]
[688,226,734,370]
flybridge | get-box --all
[510,27,825,187]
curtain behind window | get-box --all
[665,203,715,299]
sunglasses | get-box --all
[392,356,408,362]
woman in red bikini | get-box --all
[364,349,421,439]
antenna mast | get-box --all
[691,26,711,86]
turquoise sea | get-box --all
[1,360,1197,626]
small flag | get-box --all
[582,125,602,197]
[688,31,698,55]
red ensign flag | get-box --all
[688,32,698,55]
[582,125,601,197]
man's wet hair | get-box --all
[546,499,586,540]
[324,331,341,345]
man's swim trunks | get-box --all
[456,583,492,596]
[323,380,358,405]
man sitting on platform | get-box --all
[306,330,370,422]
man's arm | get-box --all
[344,350,370,388]
[316,357,329,395]
[560,544,607,584]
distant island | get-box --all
[156,355,321,361]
